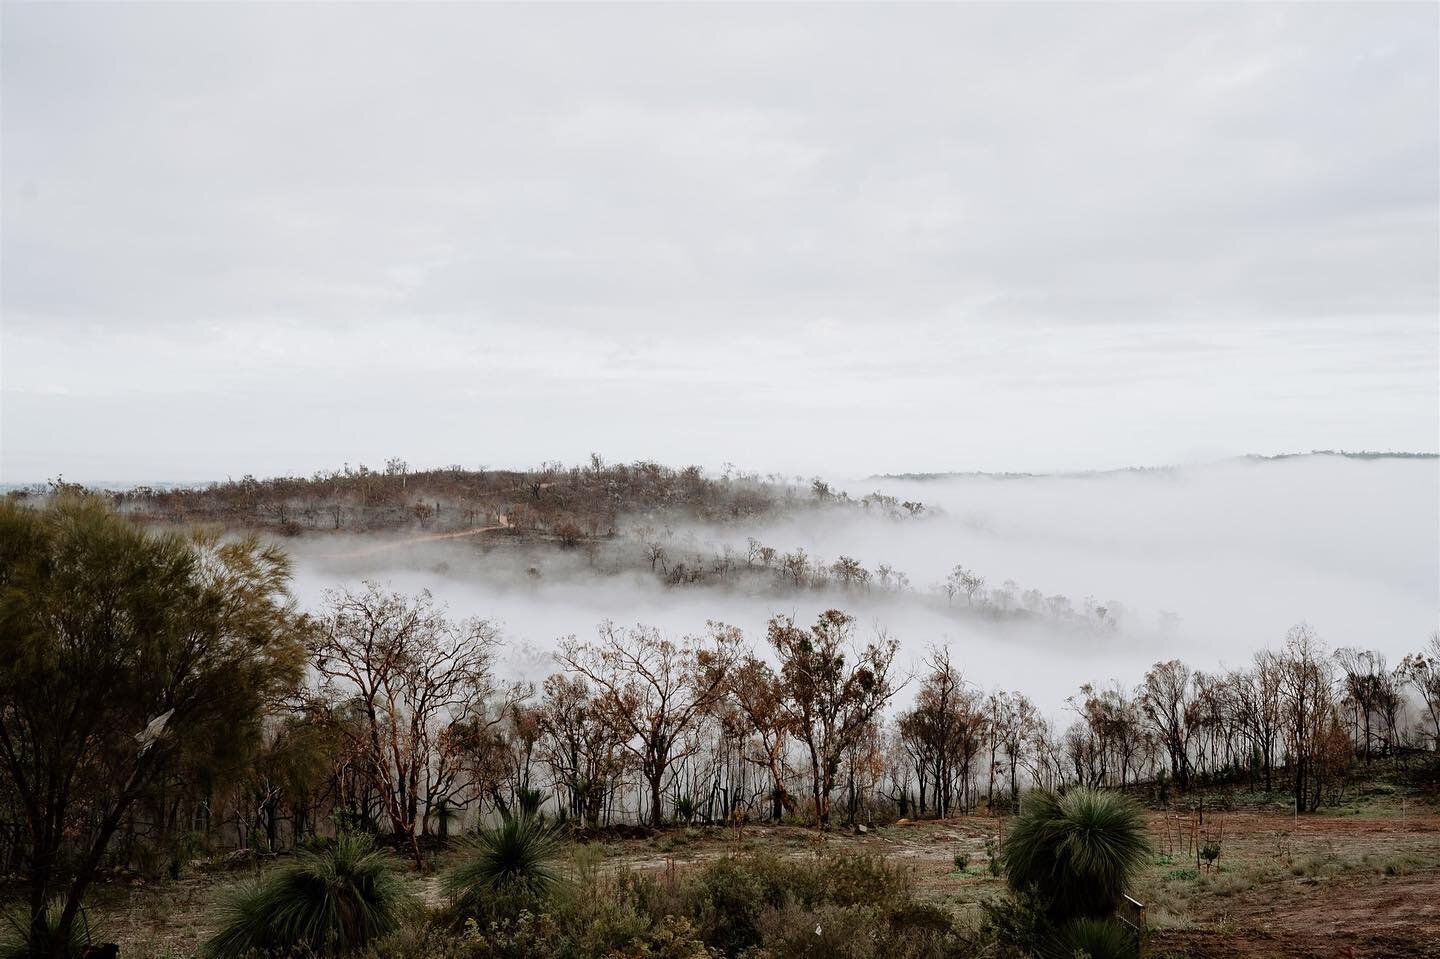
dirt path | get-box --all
[318,517,510,559]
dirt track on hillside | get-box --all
[318,517,511,559]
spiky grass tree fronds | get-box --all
[1,900,97,959]
[1054,917,1140,959]
[515,787,544,818]
[1003,788,1149,921]
[205,833,418,958]
[442,814,567,923]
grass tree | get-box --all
[442,814,567,923]
[1003,787,1149,921]
[206,834,417,958]
[0,900,99,959]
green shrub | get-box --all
[753,900,960,959]
[985,837,1003,877]
[1003,788,1149,922]
[606,915,718,959]
[793,853,909,909]
[1,900,98,959]
[362,923,469,959]
[980,892,1054,959]
[461,912,564,959]
[442,815,567,923]
[546,866,662,958]
[676,853,958,959]
[376,848,960,959]
[1057,917,1139,959]
[952,852,970,873]
[686,856,767,955]
[302,834,338,854]
[754,901,883,959]
[206,833,417,958]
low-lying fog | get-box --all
[284,455,1438,720]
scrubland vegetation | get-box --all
[2,484,1438,958]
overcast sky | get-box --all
[2,3,1436,483]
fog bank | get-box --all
[282,455,1438,719]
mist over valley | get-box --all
[82,450,1432,721]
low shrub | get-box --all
[604,916,718,959]
[1057,917,1139,959]
[980,892,1054,959]
[461,912,565,959]
[687,855,769,955]
[367,849,966,959]
[678,853,965,959]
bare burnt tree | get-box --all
[897,648,980,817]
[769,610,900,830]
[310,584,507,862]
[1142,659,1197,792]
[559,621,741,827]
[536,674,627,827]
[726,655,794,821]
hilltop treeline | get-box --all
[20,457,923,540]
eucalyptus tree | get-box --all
[310,584,510,863]
[535,673,626,826]
[726,655,793,821]
[768,610,900,829]
[1400,634,1440,750]
[558,620,741,827]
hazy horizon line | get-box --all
[5,448,1436,493]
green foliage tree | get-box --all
[206,833,417,958]
[0,496,309,956]
[1002,787,1148,922]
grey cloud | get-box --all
[1,2,1436,481]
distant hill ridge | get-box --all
[871,450,1439,482]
